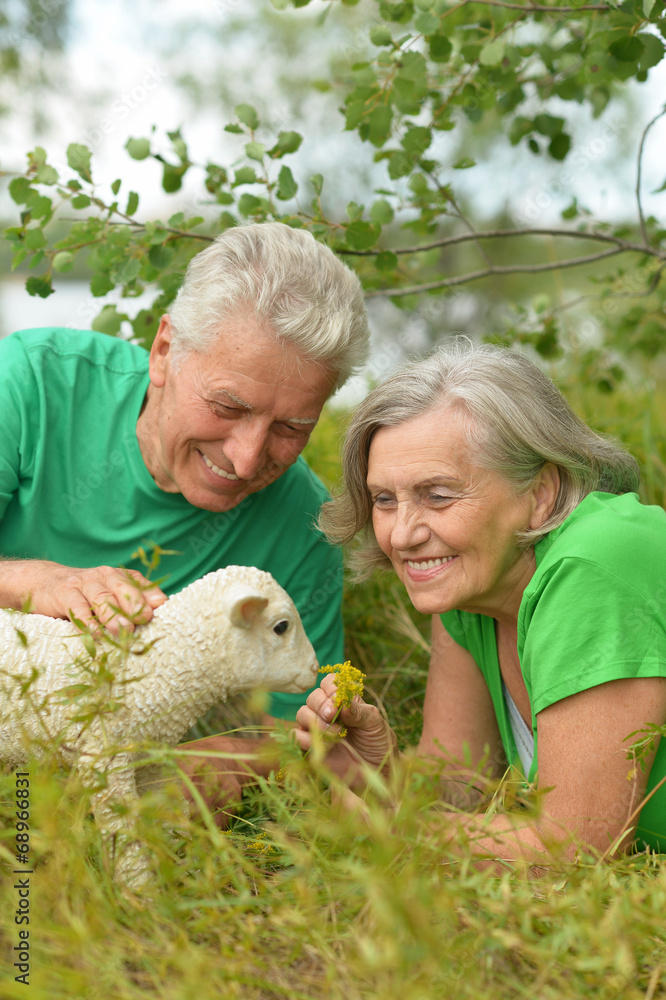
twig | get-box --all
[341,227,662,258]
[364,246,626,298]
[636,105,666,245]
[463,0,611,10]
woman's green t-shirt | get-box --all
[441,491,666,852]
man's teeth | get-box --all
[406,556,455,569]
[202,454,239,481]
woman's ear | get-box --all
[529,463,560,529]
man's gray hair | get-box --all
[168,222,369,389]
[321,340,640,576]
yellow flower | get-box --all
[320,660,366,709]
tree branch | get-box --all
[636,106,666,246]
[363,247,627,298]
[341,227,665,259]
[463,0,611,11]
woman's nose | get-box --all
[389,500,430,550]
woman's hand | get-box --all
[294,673,399,789]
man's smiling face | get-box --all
[137,313,336,512]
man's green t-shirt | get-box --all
[0,327,343,720]
[441,492,666,852]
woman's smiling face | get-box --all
[367,406,542,619]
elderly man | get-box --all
[0,222,369,821]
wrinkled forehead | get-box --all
[367,405,481,480]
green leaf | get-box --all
[548,132,571,161]
[238,193,263,217]
[533,114,564,137]
[311,174,324,196]
[132,309,160,343]
[453,157,475,169]
[25,276,54,298]
[347,201,364,222]
[53,251,75,272]
[269,131,303,157]
[402,126,432,156]
[345,221,379,250]
[90,273,114,297]
[479,39,506,67]
[387,150,413,179]
[233,166,258,186]
[11,249,27,271]
[71,194,91,209]
[643,0,656,15]
[370,199,394,225]
[161,163,186,193]
[224,123,245,134]
[276,165,298,200]
[92,305,124,336]
[235,103,259,129]
[370,25,392,46]
[429,34,452,63]
[9,177,32,205]
[415,12,439,34]
[125,191,139,216]
[67,143,92,180]
[111,178,121,195]
[639,33,664,71]
[26,192,52,219]
[125,137,151,160]
[376,250,398,270]
[245,142,265,162]
[24,227,46,250]
[367,105,393,147]
[609,36,644,63]
[148,245,174,269]
[35,163,59,185]
[397,51,427,82]
[114,258,142,285]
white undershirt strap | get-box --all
[502,682,535,776]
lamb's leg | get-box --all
[77,751,151,890]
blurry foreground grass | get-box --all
[1,388,665,1000]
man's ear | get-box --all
[149,316,172,388]
[529,463,560,530]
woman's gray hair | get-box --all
[168,222,369,389]
[321,340,640,577]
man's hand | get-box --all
[176,734,280,830]
[294,674,399,789]
[0,559,166,634]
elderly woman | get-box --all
[295,342,666,862]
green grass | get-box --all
[1,395,665,1000]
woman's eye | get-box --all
[373,495,396,508]
[426,494,452,504]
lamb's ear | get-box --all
[228,590,269,629]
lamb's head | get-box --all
[157,567,319,696]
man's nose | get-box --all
[225,421,271,480]
[389,500,430,550]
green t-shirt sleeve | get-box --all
[520,556,666,717]
[0,333,35,519]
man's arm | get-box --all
[0,557,166,633]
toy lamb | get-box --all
[0,566,318,886]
